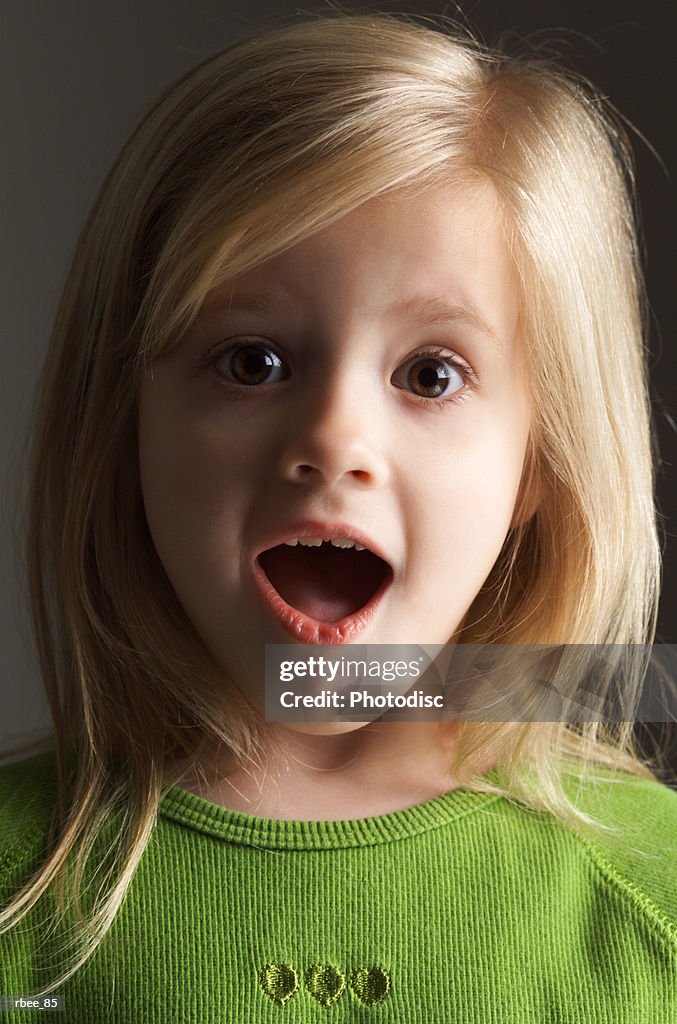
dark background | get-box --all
[1,1,674,773]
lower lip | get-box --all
[251,559,393,644]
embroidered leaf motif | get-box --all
[350,966,391,1005]
[304,964,346,1007]
[259,962,299,1005]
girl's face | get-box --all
[138,181,532,712]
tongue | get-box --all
[258,544,389,622]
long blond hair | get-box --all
[1,10,665,993]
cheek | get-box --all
[440,443,524,535]
[139,378,262,504]
[137,387,247,577]
[405,405,530,583]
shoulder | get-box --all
[0,748,59,884]
[563,767,677,944]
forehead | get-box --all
[199,180,516,335]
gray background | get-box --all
[2,2,674,760]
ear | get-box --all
[510,449,541,529]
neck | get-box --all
[176,720,468,820]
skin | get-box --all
[138,180,533,819]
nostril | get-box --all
[290,464,373,483]
[292,464,372,483]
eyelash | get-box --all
[198,339,479,409]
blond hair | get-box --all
[1,10,665,993]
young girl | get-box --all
[1,11,675,1021]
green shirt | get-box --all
[1,750,675,1022]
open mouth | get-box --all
[258,541,392,624]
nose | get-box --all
[277,374,389,488]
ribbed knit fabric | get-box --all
[0,750,675,1022]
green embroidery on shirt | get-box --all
[304,963,346,1006]
[259,962,299,1005]
[259,962,392,1006]
[349,966,391,1005]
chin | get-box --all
[277,719,377,737]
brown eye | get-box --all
[393,354,465,399]
[215,343,288,386]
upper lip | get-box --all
[253,519,394,571]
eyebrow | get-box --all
[205,289,503,350]
[387,295,503,349]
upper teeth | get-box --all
[284,537,366,551]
